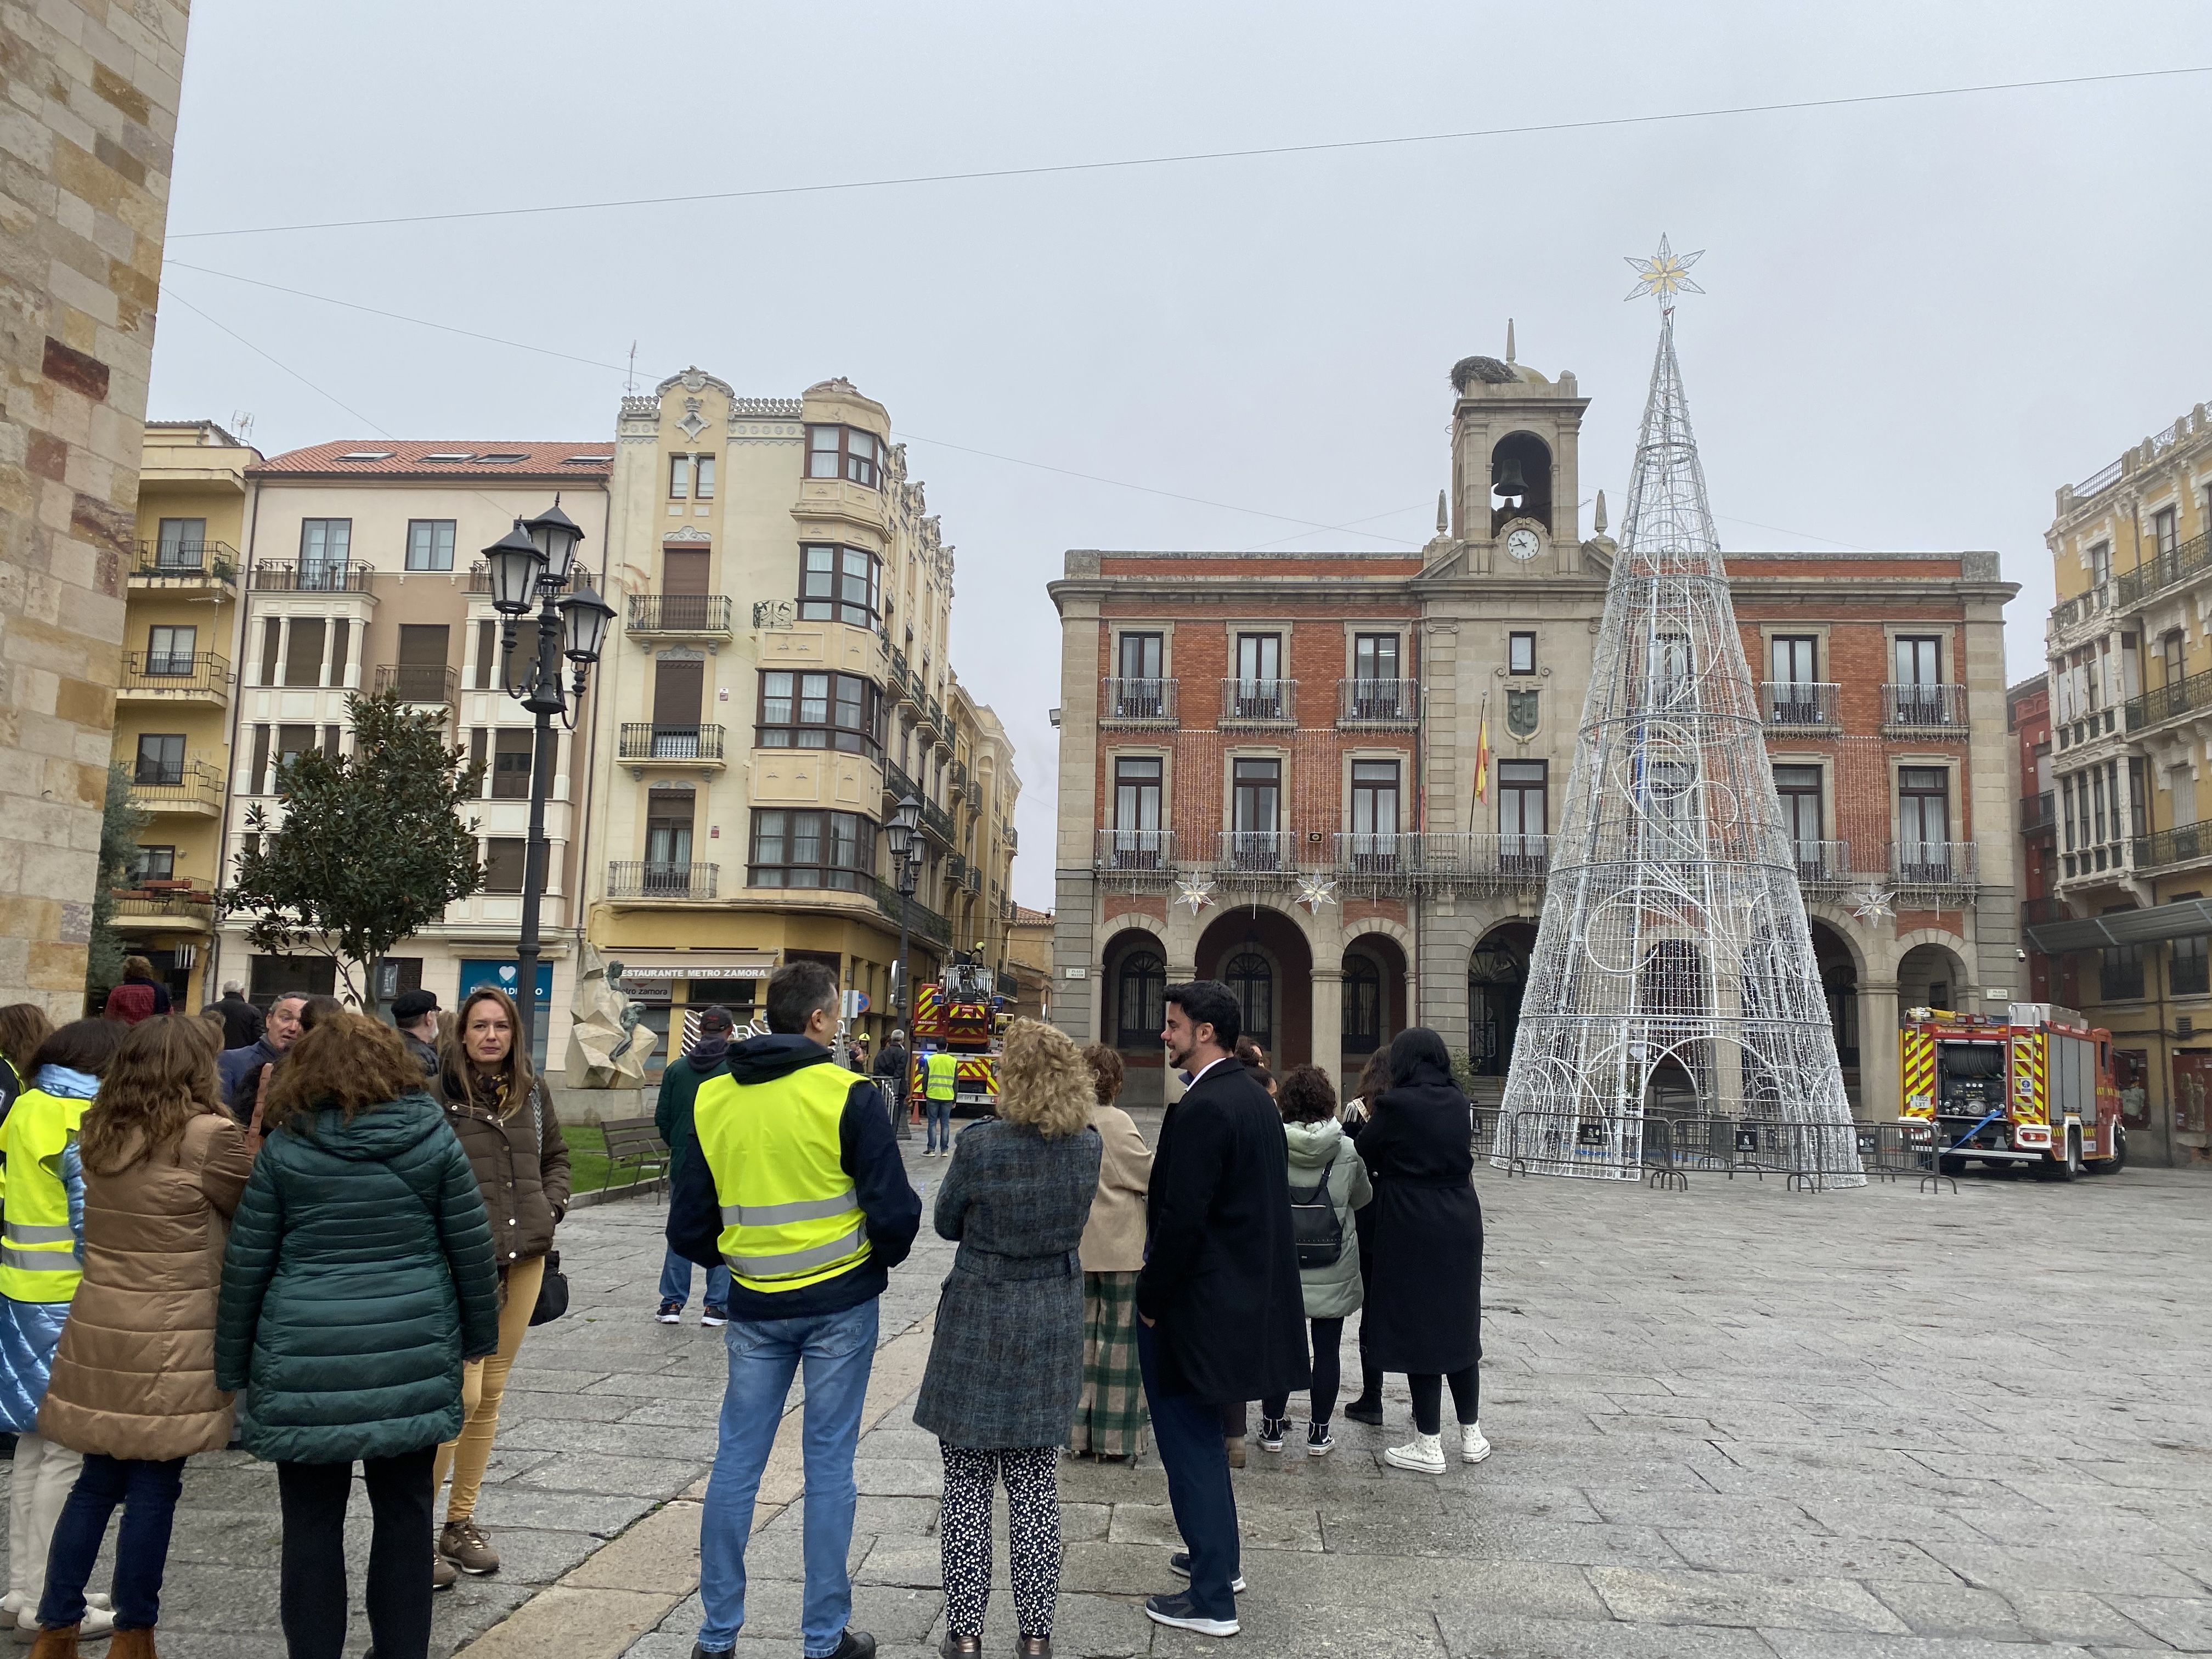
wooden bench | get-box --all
[596,1115,672,1198]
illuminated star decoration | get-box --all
[1849,885,1897,922]
[1173,876,1216,916]
[1295,874,1338,913]
[1624,235,1705,308]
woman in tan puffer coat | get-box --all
[31,1014,254,1657]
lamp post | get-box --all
[483,500,614,1064]
[884,794,924,1138]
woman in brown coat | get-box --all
[1066,1046,1153,1459]
[428,985,569,1582]
[31,1014,253,1656]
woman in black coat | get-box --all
[1357,1027,1489,1476]
[915,1019,1101,1658]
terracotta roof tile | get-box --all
[252,441,613,478]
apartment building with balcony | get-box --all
[211,441,612,1060]
[112,421,261,1010]
[582,369,1018,1061]
[2025,396,2212,1165]
[1051,338,2019,1111]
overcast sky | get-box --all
[149,2,2212,909]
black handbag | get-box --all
[526,1086,569,1326]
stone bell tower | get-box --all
[1444,321,1593,578]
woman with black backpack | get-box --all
[1255,1065,1371,1457]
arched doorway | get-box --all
[1468,921,1539,1080]
[1342,933,1409,1062]
[1099,926,1168,1105]
[1898,940,1967,1013]
[1808,920,1861,1103]
[1195,907,1313,1068]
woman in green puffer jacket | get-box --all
[216,1013,498,1659]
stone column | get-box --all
[1858,979,1901,1120]
[1310,967,1345,1093]
[275,617,294,690]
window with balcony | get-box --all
[1350,759,1400,868]
[759,670,882,757]
[646,786,695,868]
[1115,951,1165,1048]
[1508,631,1536,675]
[1499,760,1547,865]
[2089,540,2112,588]
[1231,633,1286,721]
[749,809,876,890]
[1110,757,1163,868]
[1898,766,1951,876]
[483,837,526,893]
[799,544,882,628]
[1774,763,1826,875]
[1232,758,1280,867]
[405,519,455,572]
[127,844,176,884]
[1356,634,1401,682]
[2154,506,2179,557]
[1771,635,1816,685]
[155,518,206,569]
[806,425,879,487]
[146,625,197,676]
[298,518,352,586]
[1226,951,1273,1045]
[1649,631,1691,704]
[134,733,184,787]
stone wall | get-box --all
[0,0,190,1017]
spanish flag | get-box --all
[1474,693,1492,804]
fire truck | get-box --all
[909,953,1007,1117]
[1898,1002,2126,1178]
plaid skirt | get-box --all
[1067,1270,1147,1457]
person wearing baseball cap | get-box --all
[392,989,443,1077]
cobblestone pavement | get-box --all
[5,1131,2209,1658]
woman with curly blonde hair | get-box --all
[915,1019,1101,1658]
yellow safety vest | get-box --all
[694,1062,870,1295]
[925,1051,958,1101]
[0,1089,85,1304]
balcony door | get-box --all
[1232,757,1280,868]
[1115,632,1164,718]
[663,545,710,632]
[1499,760,1547,871]
[1895,635,1943,725]
[652,657,704,756]
[1234,633,1283,719]
[1773,763,1826,878]
[1351,759,1399,869]
[396,624,449,702]
[156,518,206,569]
[1112,756,1162,868]
[646,787,696,891]
[1898,766,1950,878]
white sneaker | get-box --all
[1384,1431,1446,1474]
[1462,1421,1492,1464]
[0,1597,19,1621]
[15,1602,112,1641]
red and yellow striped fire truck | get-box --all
[908,955,1006,1116]
[1899,1002,2126,1178]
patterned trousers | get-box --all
[938,1443,1061,1639]
[1068,1270,1147,1457]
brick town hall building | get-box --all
[1048,337,2021,1114]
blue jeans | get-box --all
[1137,1318,1240,1620]
[38,1453,186,1630]
[925,1096,953,1151]
[698,1297,879,1655]
[660,1246,732,1312]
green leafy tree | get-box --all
[225,689,487,1018]
[85,761,151,994]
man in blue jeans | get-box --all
[668,961,921,1659]
[656,1005,737,1324]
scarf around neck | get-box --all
[34,1065,99,1100]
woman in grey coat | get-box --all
[1258,1065,1372,1457]
[915,1019,1101,1659]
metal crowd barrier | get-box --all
[1493,1110,1904,1191]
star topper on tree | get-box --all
[1625,235,1705,309]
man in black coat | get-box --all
[1135,979,1308,1638]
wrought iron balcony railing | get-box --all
[1880,682,1968,731]
[2126,670,2212,734]
[132,540,239,586]
[1219,678,1296,727]
[2114,531,2212,608]
[2133,823,2212,872]
[1418,833,1551,885]
[1334,831,1420,874]
[251,560,375,593]
[374,663,459,705]
[128,758,224,811]
[1790,839,1853,889]
[1217,830,1296,872]
[2020,793,2056,835]
[1758,681,1841,729]
[617,723,726,762]
[1094,829,1176,873]
[606,860,719,900]
[1338,679,1421,729]
[627,593,734,635]
[1889,841,1980,890]
[1101,677,1177,726]
[121,651,230,697]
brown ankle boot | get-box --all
[26,1625,81,1659]
[109,1629,159,1659]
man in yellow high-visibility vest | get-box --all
[921,1044,958,1156]
[668,961,920,1659]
